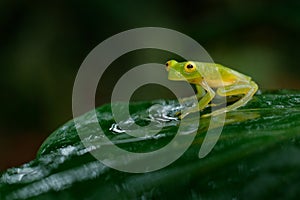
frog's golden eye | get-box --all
[184,62,197,73]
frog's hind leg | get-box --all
[203,81,258,117]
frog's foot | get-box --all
[175,110,192,119]
[207,103,218,107]
[174,111,182,119]
[201,109,226,118]
[178,106,208,119]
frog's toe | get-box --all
[201,112,211,118]
[174,111,182,118]
[175,111,190,119]
[202,109,227,118]
[207,103,217,107]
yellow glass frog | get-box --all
[165,60,258,119]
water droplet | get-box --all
[109,123,126,134]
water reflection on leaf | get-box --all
[0,90,300,199]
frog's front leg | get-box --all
[176,83,206,110]
[178,84,205,103]
[179,81,215,119]
[195,85,206,99]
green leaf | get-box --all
[1,90,300,200]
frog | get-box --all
[165,60,258,119]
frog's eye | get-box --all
[184,62,197,73]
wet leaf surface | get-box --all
[1,90,300,199]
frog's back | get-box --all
[196,62,252,87]
[217,64,251,81]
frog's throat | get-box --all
[168,71,184,80]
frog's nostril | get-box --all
[165,63,170,71]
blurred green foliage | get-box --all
[0,0,299,135]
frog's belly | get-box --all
[206,79,235,88]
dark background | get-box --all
[1,0,299,170]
